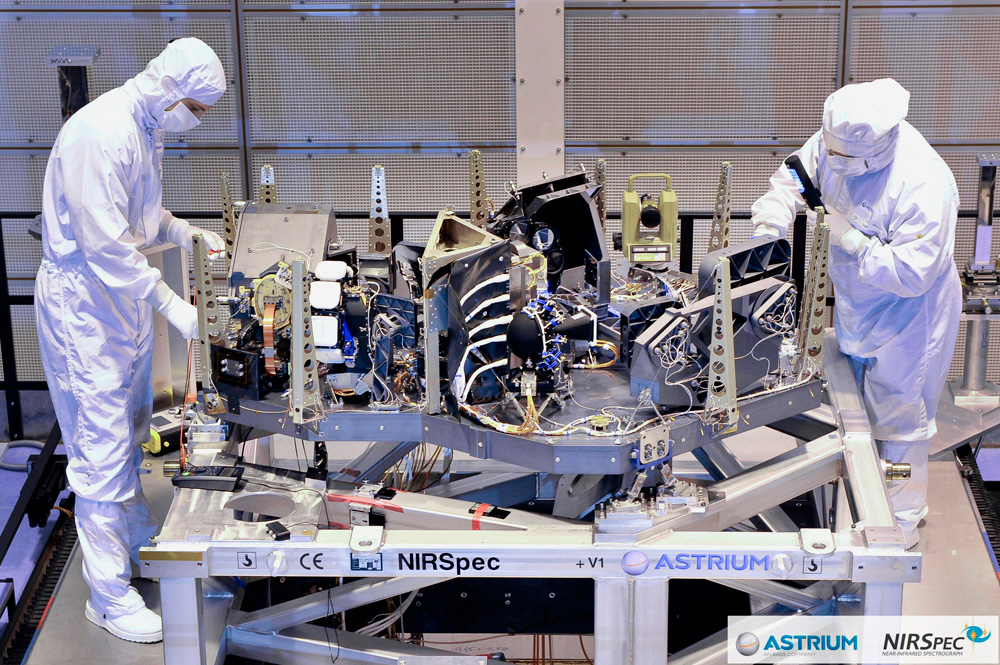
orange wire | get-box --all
[579,635,593,665]
[177,339,195,472]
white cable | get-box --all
[459,274,510,307]
[460,358,508,402]
[468,314,513,339]
[465,294,510,323]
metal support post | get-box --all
[594,578,668,665]
[368,166,390,254]
[705,258,738,427]
[220,173,237,272]
[515,0,565,181]
[328,440,420,484]
[708,162,732,252]
[962,318,990,393]
[259,164,276,204]
[161,577,207,665]
[235,577,448,634]
[193,234,225,415]
[291,259,322,424]
[469,150,488,226]
[859,582,903,616]
[795,210,830,380]
[692,441,798,532]
[596,158,608,230]
[0,222,23,439]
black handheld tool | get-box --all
[171,465,244,491]
[784,156,824,211]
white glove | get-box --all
[145,282,199,339]
[824,210,868,256]
[750,222,781,239]
[162,216,225,256]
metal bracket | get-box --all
[638,423,671,465]
[708,162,732,252]
[220,173,238,274]
[469,150,488,227]
[291,259,322,424]
[595,158,608,231]
[193,234,225,415]
[349,525,385,554]
[704,257,738,427]
[258,164,276,204]
[369,166,390,254]
[794,209,830,380]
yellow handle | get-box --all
[627,173,672,192]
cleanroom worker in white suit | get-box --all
[751,78,962,548]
[34,38,227,642]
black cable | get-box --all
[238,426,255,462]
[323,586,340,664]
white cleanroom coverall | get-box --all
[35,38,226,630]
[750,79,961,545]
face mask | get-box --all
[827,153,868,177]
[160,102,201,133]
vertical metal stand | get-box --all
[259,164,276,204]
[160,577,207,665]
[953,153,1000,408]
[594,578,669,665]
[291,259,322,425]
[705,257,738,427]
[595,158,608,231]
[368,166,390,254]
[469,150,488,226]
[220,173,238,274]
[794,210,830,381]
[193,235,225,415]
[708,162,732,252]
[0,223,22,440]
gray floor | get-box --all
[22,451,1000,665]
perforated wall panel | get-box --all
[0,152,48,212]
[848,7,1000,144]
[565,9,840,144]
[2,219,43,280]
[242,12,515,145]
[2,306,45,382]
[245,0,508,4]
[0,13,239,145]
[162,150,245,211]
[0,0,228,5]
[948,321,1000,383]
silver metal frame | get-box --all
[143,333,917,665]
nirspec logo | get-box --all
[398,552,500,576]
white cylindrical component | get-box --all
[316,260,353,282]
[316,348,345,364]
[266,551,287,574]
[310,281,342,310]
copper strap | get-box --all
[263,302,277,375]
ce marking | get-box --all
[300,552,325,570]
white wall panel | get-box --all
[565,8,840,144]
[242,12,515,145]
[0,12,239,145]
[848,7,1000,144]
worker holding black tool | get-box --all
[751,78,962,549]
